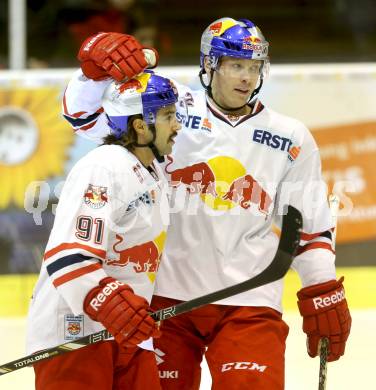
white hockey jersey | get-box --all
[26,144,169,354]
[62,70,336,316]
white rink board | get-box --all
[0,310,375,390]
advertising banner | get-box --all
[0,65,375,273]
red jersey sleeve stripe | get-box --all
[44,243,106,261]
[80,120,98,131]
[300,229,333,241]
[296,242,335,256]
[53,263,102,287]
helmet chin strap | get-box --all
[199,67,264,113]
[134,125,165,163]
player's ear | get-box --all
[132,118,149,140]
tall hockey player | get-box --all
[26,68,181,390]
[62,21,351,389]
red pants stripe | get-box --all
[151,295,289,390]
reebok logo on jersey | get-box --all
[313,288,346,310]
[89,280,124,311]
[221,361,267,373]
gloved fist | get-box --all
[77,32,159,81]
[84,277,161,348]
[297,277,351,362]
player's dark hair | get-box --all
[102,114,143,150]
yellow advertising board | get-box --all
[0,87,73,209]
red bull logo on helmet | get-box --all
[119,79,143,93]
[208,20,237,36]
[242,36,265,52]
[209,22,223,35]
[243,36,262,43]
[118,72,151,94]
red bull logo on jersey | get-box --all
[165,155,217,197]
[84,184,108,209]
[109,236,160,272]
[165,156,272,214]
[107,232,166,282]
[222,174,272,213]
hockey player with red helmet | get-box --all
[26,71,181,390]
[62,19,351,389]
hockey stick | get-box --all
[318,194,340,390]
[0,205,302,376]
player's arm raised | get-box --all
[63,32,159,143]
[78,32,158,81]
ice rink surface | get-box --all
[1,310,375,389]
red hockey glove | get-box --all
[297,277,351,362]
[77,32,159,81]
[84,277,161,348]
